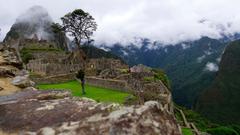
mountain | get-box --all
[102,37,227,108]
[80,45,123,60]
[196,40,240,124]
[4,6,69,51]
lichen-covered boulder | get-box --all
[0,90,181,135]
[11,75,35,88]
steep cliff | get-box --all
[196,40,240,124]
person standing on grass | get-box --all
[76,69,86,95]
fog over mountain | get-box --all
[1,0,240,45]
[4,6,54,41]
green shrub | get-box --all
[20,48,34,63]
[152,68,171,89]
[182,128,194,135]
[206,126,238,135]
[143,76,155,82]
[124,95,138,105]
[174,104,218,131]
[119,68,129,74]
[229,125,240,134]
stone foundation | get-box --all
[31,74,75,84]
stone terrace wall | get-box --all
[33,74,130,93]
[27,60,82,75]
[31,74,75,84]
[85,76,130,92]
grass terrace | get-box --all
[37,81,132,104]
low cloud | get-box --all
[204,62,219,72]
[197,55,206,63]
[1,0,240,45]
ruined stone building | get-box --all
[87,58,128,71]
[26,59,82,76]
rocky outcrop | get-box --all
[0,45,22,95]
[11,74,35,88]
[4,6,69,51]
[0,44,33,95]
[0,90,181,135]
[0,47,22,69]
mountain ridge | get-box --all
[101,36,227,108]
[196,39,240,124]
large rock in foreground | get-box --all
[0,90,181,135]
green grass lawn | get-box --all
[37,81,131,104]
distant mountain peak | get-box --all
[16,5,52,24]
[4,5,54,41]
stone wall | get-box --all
[87,58,129,71]
[27,60,82,75]
[30,51,67,61]
[32,72,173,113]
[27,57,127,77]
[34,74,130,92]
[32,73,75,84]
[85,76,130,92]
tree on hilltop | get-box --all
[61,9,97,49]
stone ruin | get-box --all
[0,44,35,96]
[86,58,128,76]
[87,58,128,71]
[15,38,129,78]
[26,59,83,76]
[84,64,173,113]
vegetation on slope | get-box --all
[107,37,226,108]
[152,68,171,89]
[182,128,194,135]
[81,45,124,61]
[20,48,34,63]
[175,105,240,135]
[196,40,240,125]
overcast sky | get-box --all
[0,0,240,45]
